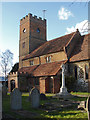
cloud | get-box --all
[58,7,73,20]
[66,20,88,35]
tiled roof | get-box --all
[23,32,75,60]
[18,65,38,75]
[70,33,90,62]
[18,61,66,77]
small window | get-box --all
[22,42,25,48]
[23,28,26,33]
[37,28,40,33]
[46,56,51,63]
[30,60,34,66]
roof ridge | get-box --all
[65,30,80,48]
[23,32,75,60]
[48,31,75,42]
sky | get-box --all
[0,1,89,75]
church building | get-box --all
[8,13,90,93]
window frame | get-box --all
[30,60,34,66]
[46,56,51,63]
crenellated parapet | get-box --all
[20,13,46,25]
[8,72,18,77]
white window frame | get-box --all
[46,56,51,63]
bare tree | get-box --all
[0,49,13,82]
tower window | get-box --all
[37,28,40,33]
[30,60,34,66]
[22,42,25,48]
[46,56,51,63]
[23,28,26,33]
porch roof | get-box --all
[18,61,66,77]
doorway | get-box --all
[10,80,15,91]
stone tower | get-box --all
[19,13,47,68]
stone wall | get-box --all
[68,60,89,92]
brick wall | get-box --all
[23,57,40,67]
[8,72,18,92]
[39,77,46,93]
[22,51,67,67]
[53,76,60,93]
[19,13,47,69]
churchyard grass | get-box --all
[70,92,90,96]
[2,92,88,119]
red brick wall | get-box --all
[19,14,47,69]
[45,78,50,93]
[39,78,46,93]
[53,77,60,93]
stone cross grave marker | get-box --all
[10,88,22,110]
[30,88,40,108]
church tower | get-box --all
[19,13,47,68]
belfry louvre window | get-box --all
[46,56,51,63]
[22,42,25,48]
[30,60,34,65]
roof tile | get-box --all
[23,32,75,60]
[19,61,66,77]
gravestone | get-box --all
[2,84,7,96]
[78,101,86,110]
[30,88,40,108]
[10,88,22,110]
[87,96,90,120]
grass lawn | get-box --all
[2,92,88,120]
[70,92,90,96]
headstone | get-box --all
[87,96,90,111]
[30,88,40,108]
[87,96,90,120]
[10,88,22,110]
[40,93,47,100]
[0,83,2,120]
[78,101,86,110]
[2,84,7,96]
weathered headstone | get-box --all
[40,93,47,100]
[78,101,86,110]
[2,84,7,97]
[30,88,40,108]
[0,83,2,120]
[10,88,22,110]
[87,96,90,120]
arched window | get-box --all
[78,67,84,79]
[85,65,88,79]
